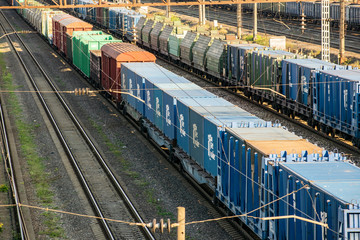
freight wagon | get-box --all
[133,15,360,147]
[100,42,156,104]
[24,0,360,149]
[13,2,360,239]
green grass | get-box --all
[254,35,269,46]
[89,119,175,219]
[0,184,9,192]
[0,53,65,238]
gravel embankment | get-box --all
[1,7,235,240]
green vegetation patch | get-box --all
[0,184,9,192]
[0,53,65,238]
[89,119,174,219]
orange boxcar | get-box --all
[100,43,156,104]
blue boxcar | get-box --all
[162,84,216,141]
[126,14,145,39]
[313,69,360,138]
[109,8,121,31]
[189,106,272,176]
[175,98,233,155]
[281,58,344,106]
[216,126,348,239]
[268,161,360,240]
[121,62,191,125]
[227,44,266,84]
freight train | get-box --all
[11,0,360,239]
[62,2,360,148]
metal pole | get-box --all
[202,3,206,25]
[321,0,330,62]
[166,0,170,18]
[339,0,345,63]
[253,3,257,40]
[177,207,185,240]
[199,2,203,25]
[237,4,242,39]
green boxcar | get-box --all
[247,50,299,92]
[179,31,199,65]
[158,25,174,55]
[168,34,184,60]
[150,22,164,51]
[135,17,147,44]
[72,31,103,70]
[141,20,155,47]
[66,33,73,62]
[73,32,121,77]
[192,35,213,71]
[205,39,226,78]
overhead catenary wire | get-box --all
[9,10,356,238]
[4,28,354,232]
[0,183,330,231]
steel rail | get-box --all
[0,103,27,240]
[0,10,155,240]
[0,10,116,240]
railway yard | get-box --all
[0,0,359,239]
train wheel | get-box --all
[291,111,295,119]
[212,195,219,207]
[330,129,336,137]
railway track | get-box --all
[0,9,155,240]
[0,102,27,239]
[164,6,360,53]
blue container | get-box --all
[349,5,360,25]
[227,44,266,83]
[109,8,122,31]
[202,112,271,177]
[216,127,343,238]
[175,98,233,155]
[313,69,360,137]
[269,161,360,240]
[285,2,300,16]
[126,14,145,39]
[144,78,190,128]
[162,83,215,140]
[121,62,187,119]
[281,58,343,106]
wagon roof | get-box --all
[52,14,72,22]
[60,17,93,28]
[280,161,360,204]
[228,127,323,156]
[101,43,156,62]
